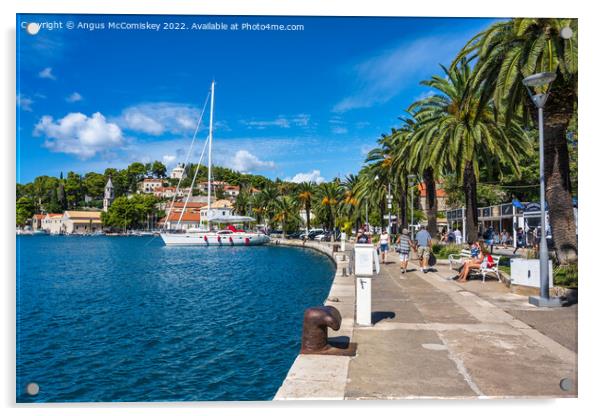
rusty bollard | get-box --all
[300,305,356,356]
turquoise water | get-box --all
[16,236,334,402]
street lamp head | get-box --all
[522,72,557,88]
[407,174,416,180]
[523,72,557,109]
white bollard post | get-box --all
[354,243,374,326]
[341,232,347,252]
[356,277,372,326]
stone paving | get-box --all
[274,244,577,400]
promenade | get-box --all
[275,244,577,399]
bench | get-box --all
[477,254,502,282]
[449,249,472,270]
[449,250,502,282]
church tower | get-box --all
[103,177,114,212]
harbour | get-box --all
[16,235,335,402]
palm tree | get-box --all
[341,174,362,232]
[409,60,530,243]
[233,189,251,216]
[297,182,315,233]
[454,18,578,262]
[273,195,299,237]
[316,182,341,240]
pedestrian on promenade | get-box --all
[396,228,415,274]
[379,229,391,264]
[484,226,494,254]
[356,228,370,244]
[513,227,525,254]
[454,228,462,244]
[415,225,432,273]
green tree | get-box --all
[151,161,167,178]
[64,172,84,208]
[296,182,315,233]
[83,172,106,199]
[273,195,300,236]
[16,197,34,227]
[454,18,578,262]
[101,194,158,231]
[409,60,529,243]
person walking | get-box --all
[513,227,525,254]
[379,229,391,264]
[454,228,462,244]
[483,226,494,254]
[415,225,432,273]
[396,228,415,274]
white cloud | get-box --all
[38,67,56,80]
[285,169,325,184]
[17,94,33,111]
[66,92,83,103]
[221,150,275,173]
[162,154,177,165]
[118,103,200,135]
[332,126,348,135]
[333,35,462,113]
[241,114,311,130]
[34,112,123,159]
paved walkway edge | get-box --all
[271,239,355,400]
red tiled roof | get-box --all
[418,182,447,198]
[170,202,207,208]
[46,213,63,218]
[166,212,200,222]
[33,214,45,219]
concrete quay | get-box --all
[272,242,577,400]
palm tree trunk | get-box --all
[463,161,479,244]
[305,202,311,233]
[543,81,577,264]
[544,123,577,264]
[424,168,438,236]
[379,200,386,231]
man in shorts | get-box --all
[415,225,432,273]
[396,228,414,274]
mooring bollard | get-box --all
[300,305,356,356]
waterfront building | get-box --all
[223,185,240,198]
[170,163,186,180]
[139,178,164,193]
[198,180,227,193]
[31,214,45,231]
[41,213,63,234]
[200,199,234,221]
[103,177,114,212]
[61,211,103,234]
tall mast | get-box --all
[206,80,215,229]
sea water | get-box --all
[16,236,334,402]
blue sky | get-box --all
[16,14,499,184]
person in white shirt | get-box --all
[379,229,391,264]
[454,228,463,244]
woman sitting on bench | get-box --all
[457,240,489,283]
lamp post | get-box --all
[522,72,562,308]
[408,174,416,240]
[387,183,392,234]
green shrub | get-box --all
[433,243,462,258]
[554,264,578,288]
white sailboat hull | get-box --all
[160,232,270,246]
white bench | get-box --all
[449,249,472,270]
[449,250,502,282]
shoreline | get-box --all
[270,238,356,400]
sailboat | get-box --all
[159,81,270,246]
